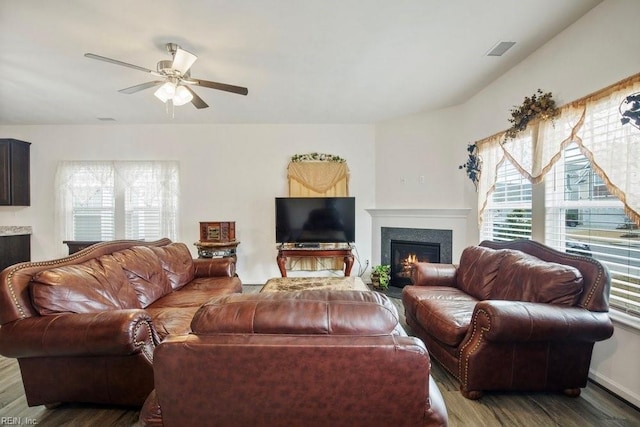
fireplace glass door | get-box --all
[390,240,441,287]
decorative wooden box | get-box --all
[199,221,236,242]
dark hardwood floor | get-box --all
[0,284,638,426]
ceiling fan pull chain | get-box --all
[164,98,173,118]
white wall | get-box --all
[374,0,640,407]
[0,124,376,284]
[374,105,467,210]
[374,104,478,248]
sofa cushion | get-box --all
[151,243,195,290]
[145,306,201,340]
[30,254,141,315]
[149,285,240,309]
[491,249,584,305]
[112,246,172,308]
[191,290,399,335]
[408,286,478,347]
[456,246,506,300]
[181,276,243,293]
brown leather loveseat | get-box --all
[139,290,449,427]
[402,239,614,399]
[0,238,242,407]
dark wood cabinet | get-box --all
[0,139,31,206]
[63,240,102,255]
[0,234,31,271]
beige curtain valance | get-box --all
[477,73,640,225]
[287,162,350,194]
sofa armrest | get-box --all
[466,300,614,343]
[193,257,236,278]
[139,390,163,427]
[410,262,457,287]
[0,309,158,362]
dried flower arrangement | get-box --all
[620,92,640,130]
[291,153,346,162]
[459,142,481,189]
[505,89,559,140]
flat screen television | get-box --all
[275,197,355,244]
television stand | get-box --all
[276,244,354,277]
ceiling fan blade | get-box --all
[184,86,209,109]
[119,81,164,94]
[190,78,248,96]
[172,47,198,75]
[84,53,161,75]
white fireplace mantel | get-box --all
[366,208,470,219]
[366,208,471,264]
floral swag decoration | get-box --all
[459,143,481,189]
[291,153,346,163]
[504,89,559,141]
[458,90,559,188]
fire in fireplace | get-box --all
[390,239,441,287]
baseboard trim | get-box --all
[589,370,640,410]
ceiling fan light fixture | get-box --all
[154,81,177,103]
[173,85,193,106]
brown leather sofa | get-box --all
[139,290,449,427]
[402,239,614,399]
[0,238,242,407]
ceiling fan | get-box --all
[84,42,248,109]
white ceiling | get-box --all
[0,0,602,125]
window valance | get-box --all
[287,161,350,195]
[477,73,640,225]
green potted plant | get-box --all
[371,264,391,291]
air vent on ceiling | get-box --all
[97,117,116,121]
[486,41,516,57]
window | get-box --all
[476,74,640,321]
[56,161,179,242]
[480,158,532,242]
[546,144,640,316]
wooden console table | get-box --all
[276,245,354,277]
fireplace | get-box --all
[381,227,452,288]
[390,240,441,287]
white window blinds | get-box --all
[56,161,179,243]
[546,144,640,317]
[480,158,532,242]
